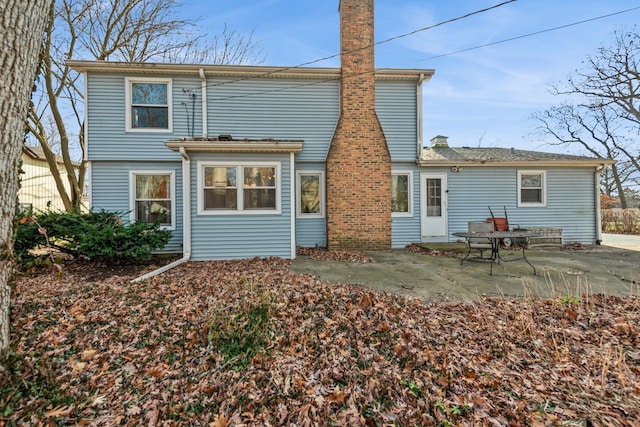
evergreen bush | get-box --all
[14,210,172,267]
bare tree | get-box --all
[26,0,265,213]
[560,28,640,128]
[1,0,54,351]
[531,28,640,207]
[531,102,632,207]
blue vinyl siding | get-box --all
[207,78,340,162]
[391,164,422,248]
[446,167,598,244]
[295,162,326,248]
[377,81,418,161]
[86,73,199,161]
[189,153,293,260]
[90,161,184,253]
[173,76,203,138]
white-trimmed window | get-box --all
[198,162,280,214]
[130,171,175,229]
[392,171,413,217]
[297,171,325,218]
[518,170,546,207]
[126,77,172,132]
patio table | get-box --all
[453,230,541,275]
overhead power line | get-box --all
[206,0,517,90]
[208,4,640,103]
[418,5,640,61]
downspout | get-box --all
[416,73,425,160]
[290,152,296,259]
[199,68,207,138]
[594,164,605,245]
[132,147,192,282]
[83,70,92,210]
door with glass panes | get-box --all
[420,173,448,241]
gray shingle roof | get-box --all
[420,146,612,165]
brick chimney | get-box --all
[326,0,391,250]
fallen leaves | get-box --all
[296,246,372,263]
[4,256,640,426]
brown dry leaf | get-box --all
[145,365,165,378]
[126,405,142,416]
[211,413,229,427]
[81,348,98,362]
[44,406,71,418]
[70,360,87,372]
[327,386,346,405]
[6,256,639,426]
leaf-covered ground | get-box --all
[3,256,639,426]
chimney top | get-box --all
[430,135,449,148]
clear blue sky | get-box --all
[182,0,640,154]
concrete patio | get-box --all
[291,234,640,302]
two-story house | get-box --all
[69,0,612,265]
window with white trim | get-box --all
[518,170,546,207]
[130,171,175,228]
[126,77,172,132]
[392,171,413,216]
[297,171,324,217]
[199,162,280,214]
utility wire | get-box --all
[205,0,517,90]
[208,4,640,102]
[418,5,640,61]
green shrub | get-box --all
[14,210,172,267]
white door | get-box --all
[421,173,448,241]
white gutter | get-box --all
[416,73,425,159]
[83,70,92,211]
[132,147,192,282]
[290,152,296,259]
[595,164,605,244]
[83,70,89,162]
[199,68,207,138]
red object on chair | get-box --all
[487,217,508,231]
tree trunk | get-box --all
[0,0,54,351]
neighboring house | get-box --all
[18,145,79,213]
[68,0,612,262]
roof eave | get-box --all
[416,159,616,168]
[66,60,434,81]
[165,140,304,153]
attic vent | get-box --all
[430,135,449,148]
[218,134,232,141]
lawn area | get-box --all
[3,257,639,425]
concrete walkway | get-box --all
[601,232,640,250]
[291,234,640,302]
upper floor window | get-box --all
[297,171,325,218]
[392,171,413,217]
[130,171,175,228]
[126,77,172,132]
[198,162,280,214]
[518,170,546,207]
